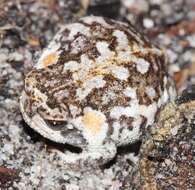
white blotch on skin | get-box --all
[117,51,132,62]
[110,92,158,126]
[72,55,93,81]
[69,104,81,118]
[111,121,120,142]
[135,58,150,74]
[109,66,129,80]
[123,87,137,99]
[113,30,129,50]
[162,77,170,102]
[76,76,106,100]
[157,88,169,108]
[145,86,156,99]
[66,23,90,40]
[96,41,114,63]
[110,106,135,119]
[169,86,177,101]
[164,76,168,85]
[162,88,169,104]
[63,60,80,72]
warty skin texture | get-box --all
[20,16,176,167]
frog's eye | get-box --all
[44,120,68,131]
[44,119,86,146]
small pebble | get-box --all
[143,18,154,28]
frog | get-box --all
[20,16,176,167]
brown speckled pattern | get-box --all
[20,16,176,166]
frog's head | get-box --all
[20,64,110,148]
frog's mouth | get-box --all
[20,91,118,168]
[20,91,86,146]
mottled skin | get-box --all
[20,16,176,167]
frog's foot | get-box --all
[52,141,117,169]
